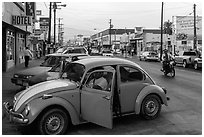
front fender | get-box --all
[135,85,168,115]
[27,97,80,125]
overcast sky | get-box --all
[36,0,202,38]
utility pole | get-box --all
[48,2,52,44]
[53,2,57,46]
[109,19,112,46]
[58,18,63,44]
[52,2,66,48]
[160,2,164,61]
[193,4,197,50]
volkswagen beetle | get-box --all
[4,57,169,135]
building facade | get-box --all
[2,2,35,72]
[91,29,135,51]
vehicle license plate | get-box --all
[23,82,29,87]
[17,80,22,85]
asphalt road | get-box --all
[2,56,202,135]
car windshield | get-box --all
[56,47,66,53]
[64,48,86,54]
[150,52,157,56]
[183,52,196,56]
[41,56,61,67]
[61,63,85,82]
[103,50,112,53]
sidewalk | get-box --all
[2,58,44,97]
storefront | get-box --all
[2,2,34,72]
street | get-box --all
[2,56,202,135]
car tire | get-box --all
[140,94,161,120]
[38,108,69,135]
[183,60,187,68]
[194,62,198,70]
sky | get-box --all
[35,0,202,39]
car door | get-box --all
[118,65,147,113]
[81,69,115,129]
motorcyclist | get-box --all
[161,49,173,72]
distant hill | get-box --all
[63,27,95,41]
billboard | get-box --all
[175,16,202,40]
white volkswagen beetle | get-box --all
[4,57,169,135]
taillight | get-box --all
[162,87,167,94]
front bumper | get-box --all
[3,102,29,124]
[11,78,29,87]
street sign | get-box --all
[36,10,42,16]
[39,17,49,26]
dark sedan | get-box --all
[11,53,88,87]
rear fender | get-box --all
[27,97,80,125]
[134,85,168,115]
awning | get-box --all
[2,21,32,35]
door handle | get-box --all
[103,95,111,100]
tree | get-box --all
[163,20,173,35]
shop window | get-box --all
[181,41,187,44]
[198,40,202,44]
[6,30,15,61]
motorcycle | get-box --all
[161,60,176,77]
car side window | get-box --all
[85,71,113,92]
[120,66,143,83]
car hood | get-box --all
[14,79,78,111]
[15,66,52,76]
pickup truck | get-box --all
[174,51,202,69]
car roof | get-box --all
[74,57,142,70]
[46,53,88,57]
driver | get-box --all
[161,49,173,71]
[89,72,108,91]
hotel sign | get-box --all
[12,15,32,26]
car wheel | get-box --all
[140,94,161,120]
[183,60,187,68]
[38,108,69,135]
[194,62,198,70]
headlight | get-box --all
[13,96,17,104]
[24,104,30,116]
[25,75,33,79]
[14,74,19,78]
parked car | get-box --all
[11,53,88,87]
[27,55,104,86]
[63,46,88,55]
[4,57,169,135]
[101,49,114,57]
[55,46,68,53]
[193,56,202,70]
[174,50,201,69]
[139,51,159,61]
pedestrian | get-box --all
[39,47,42,58]
[24,47,33,68]
[131,48,134,56]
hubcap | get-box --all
[194,63,198,69]
[183,62,186,67]
[145,101,156,113]
[46,116,61,132]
